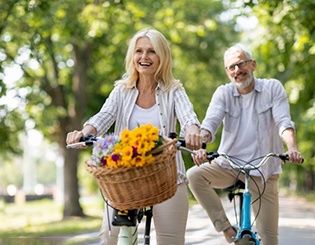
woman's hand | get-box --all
[66,130,86,149]
[184,124,203,150]
[66,125,97,148]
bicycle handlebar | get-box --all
[67,133,303,168]
[170,133,303,170]
[209,152,289,170]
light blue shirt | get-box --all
[85,81,200,184]
[201,78,295,179]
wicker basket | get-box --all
[86,138,178,210]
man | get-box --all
[187,44,303,245]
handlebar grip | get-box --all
[178,139,206,149]
[80,134,97,146]
[279,154,304,163]
[168,132,206,149]
[279,154,289,161]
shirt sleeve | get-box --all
[174,87,200,136]
[201,85,226,143]
[83,87,118,136]
[270,79,295,135]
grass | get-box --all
[0,197,103,245]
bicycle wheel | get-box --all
[236,237,257,245]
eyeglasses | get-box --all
[225,60,252,72]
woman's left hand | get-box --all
[184,125,203,150]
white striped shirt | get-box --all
[84,81,200,184]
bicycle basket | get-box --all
[85,138,178,210]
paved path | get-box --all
[67,193,315,245]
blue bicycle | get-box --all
[175,140,293,245]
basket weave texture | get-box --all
[86,138,178,210]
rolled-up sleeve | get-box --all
[84,87,118,136]
[201,86,227,143]
[270,79,295,135]
[174,87,200,136]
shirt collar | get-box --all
[232,77,261,96]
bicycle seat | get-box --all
[223,180,245,192]
[223,180,245,203]
[112,209,138,227]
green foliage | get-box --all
[1,0,315,207]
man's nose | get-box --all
[234,65,240,72]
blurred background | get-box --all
[0,0,314,244]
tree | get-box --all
[1,0,237,217]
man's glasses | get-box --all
[226,60,252,72]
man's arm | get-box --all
[200,129,212,144]
[281,128,303,164]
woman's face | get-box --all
[133,37,160,77]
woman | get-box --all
[66,28,202,245]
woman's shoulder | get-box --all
[158,79,183,92]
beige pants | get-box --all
[187,162,279,245]
[99,183,189,245]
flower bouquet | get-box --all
[85,123,178,210]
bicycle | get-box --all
[175,144,302,245]
[169,133,305,244]
[67,134,197,245]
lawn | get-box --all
[0,196,103,245]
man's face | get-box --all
[224,51,256,90]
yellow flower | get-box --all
[131,155,146,167]
[121,146,133,162]
[90,123,164,168]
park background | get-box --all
[0,0,314,244]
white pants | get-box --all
[99,183,189,245]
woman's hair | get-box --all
[223,44,253,62]
[116,28,181,90]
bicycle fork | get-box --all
[238,171,260,244]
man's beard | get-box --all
[231,72,253,89]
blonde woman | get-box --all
[66,28,202,245]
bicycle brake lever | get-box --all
[67,134,97,148]
[80,134,97,146]
[206,152,220,161]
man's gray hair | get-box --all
[224,44,252,61]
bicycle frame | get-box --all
[237,169,260,244]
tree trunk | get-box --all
[62,43,91,217]
[63,148,84,217]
